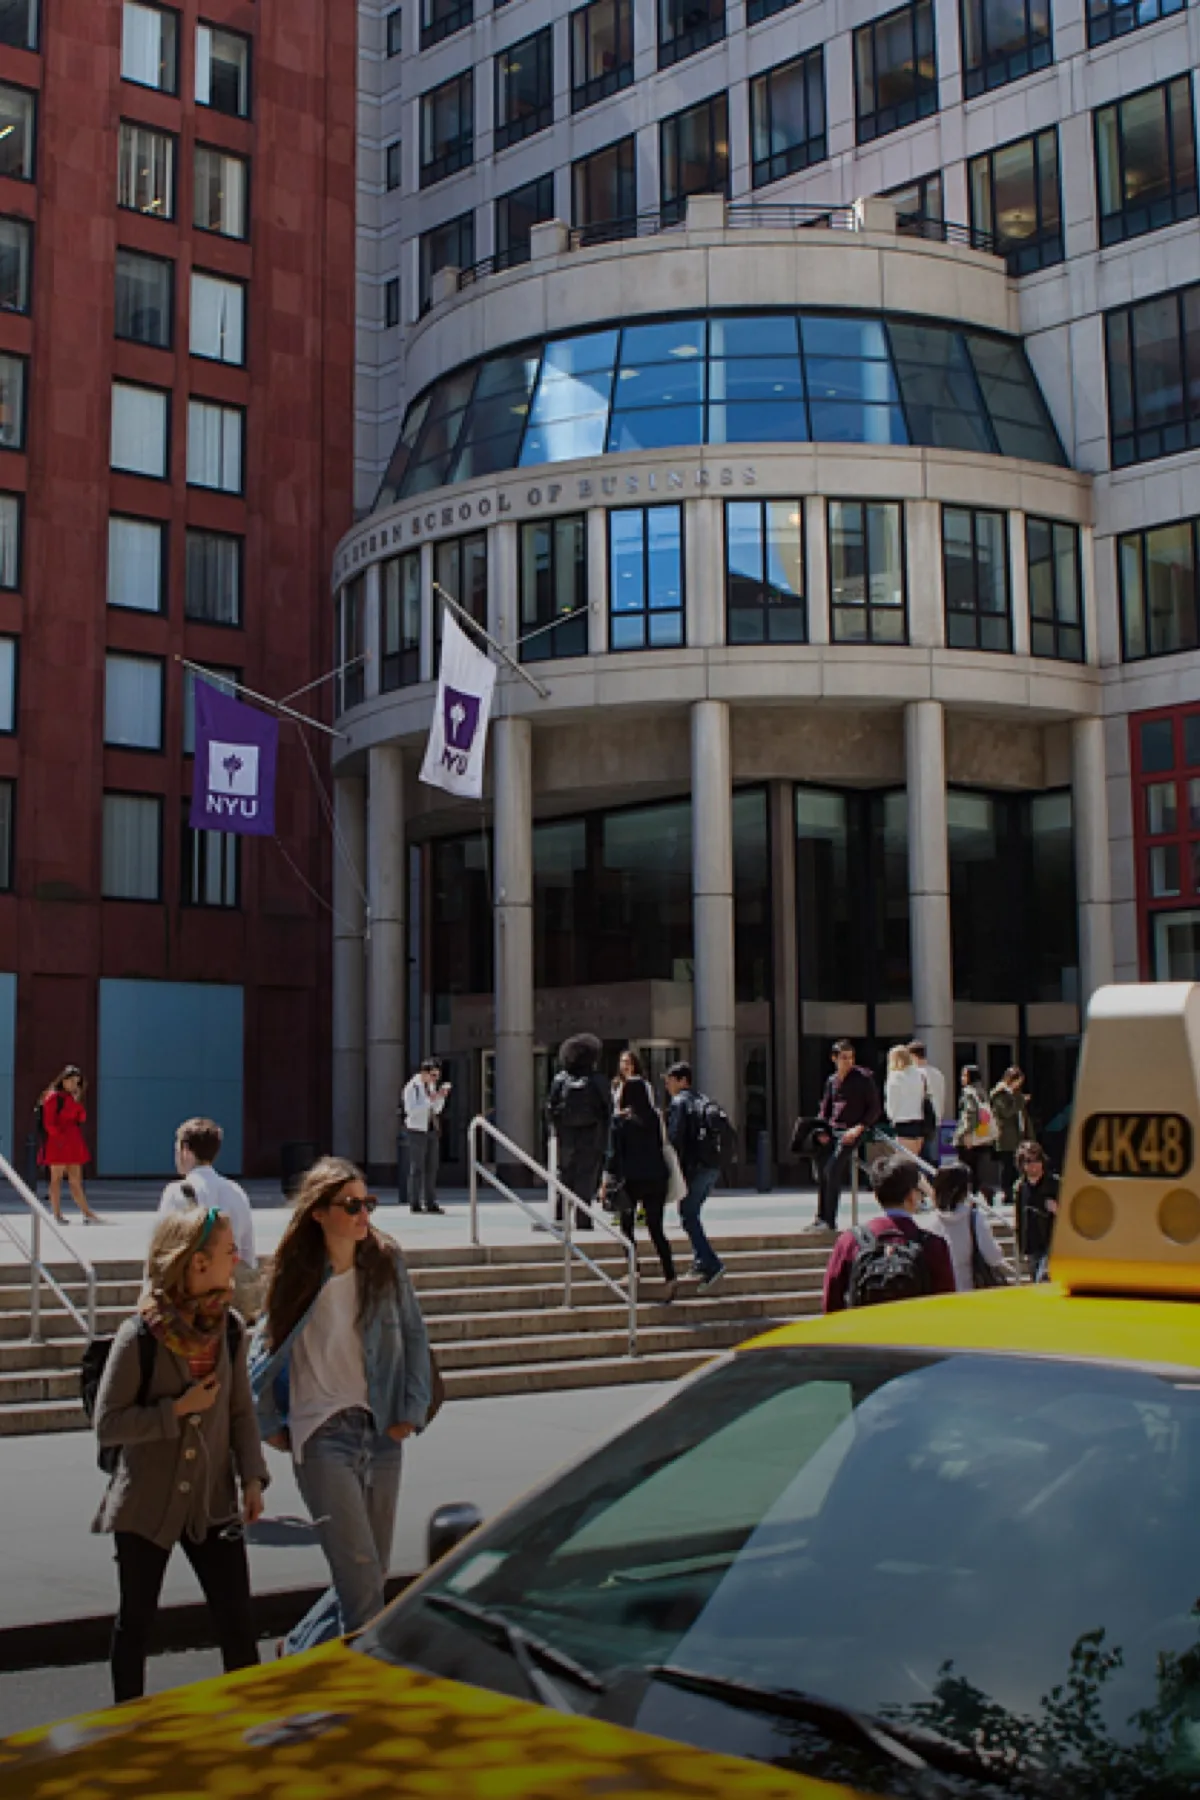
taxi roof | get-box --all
[745,1282,1200,1371]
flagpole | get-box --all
[174,656,349,740]
[433,583,550,700]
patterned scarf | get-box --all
[140,1287,230,1364]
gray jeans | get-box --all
[285,1407,403,1653]
[407,1128,440,1211]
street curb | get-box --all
[0,1575,416,1673]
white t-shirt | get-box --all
[158,1163,257,1270]
[288,1269,371,1462]
[885,1065,927,1126]
[918,1062,947,1123]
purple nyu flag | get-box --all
[189,679,279,837]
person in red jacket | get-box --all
[38,1065,101,1224]
[823,1155,955,1312]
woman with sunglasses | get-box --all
[249,1157,432,1655]
[92,1205,267,1703]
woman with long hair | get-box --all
[953,1063,997,1202]
[92,1206,266,1703]
[921,1162,1011,1292]
[249,1157,432,1655]
[604,1079,678,1301]
[38,1065,100,1223]
[884,1043,926,1159]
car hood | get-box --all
[0,1641,864,1799]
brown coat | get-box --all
[91,1312,269,1549]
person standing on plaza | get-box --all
[990,1067,1032,1205]
[250,1157,432,1654]
[920,1162,1011,1292]
[92,1206,266,1703]
[954,1064,998,1202]
[37,1065,101,1224]
[402,1059,450,1215]
[806,1040,882,1233]
[884,1044,927,1160]
[664,1061,726,1291]
[611,1046,653,1112]
[908,1040,946,1167]
[545,1033,609,1232]
[158,1117,262,1319]
[1013,1141,1059,1281]
[604,1078,677,1300]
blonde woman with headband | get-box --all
[91,1205,268,1703]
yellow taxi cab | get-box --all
[3,982,1200,1800]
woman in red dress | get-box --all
[38,1065,100,1224]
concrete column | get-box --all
[905,701,954,1096]
[906,501,944,650]
[805,497,829,645]
[769,780,800,1164]
[364,562,382,699]
[1072,716,1116,1006]
[419,542,435,682]
[493,716,536,1158]
[688,498,723,647]
[1008,512,1030,657]
[587,508,608,653]
[332,775,367,1161]
[366,746,405,1180]
[691,700,738,1118]
[492,519,519,649]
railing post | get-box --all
[851,1144,860,1230]
[628,1246,638,1358]
[555,1135,572,1309]
[468,1118,480,1248]
[29,1204,40,1343]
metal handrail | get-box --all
[467,1115,639,1357]
[0,1150,97,1341]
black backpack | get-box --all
[81,1313,241,1475]
[691,1094,737,1174]
[550,1072,604,1131]
[846,1225,934,1308]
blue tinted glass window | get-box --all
[888,321,995,454]
[609,506,684,649]
[528,367,615,423]
[610,360,705,408]
[543,331,620,375]
[521,416,609,464]
[620,318,706,361]
[800,316,890,360]
[711,402,809,444]
[966,334,1065,464]
[608,407,704,451]
[710,316,799,357]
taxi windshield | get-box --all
[362,1347,1200,1799]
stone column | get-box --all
[332,774,367,1160]
[905,701,954,1097]
[366,746,405,1181]
[691,700,738,1118]
[587,509,608,654]
[687,498,723,647]
[493,715,536,1158]
[769,780,800,1164]
[1072,716,1116,1006]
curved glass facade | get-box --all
[376,311,1066,506]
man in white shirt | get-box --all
[402,1060,450,1215]
[158,1116,262,1316]
[908,1041,947,1169]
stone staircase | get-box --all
[0,1222,1019,1436]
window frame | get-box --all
[572,136,637,240]
[193,143,250,240]
[942,504,1013,653]
[181,801,240,909]
[1105,282,1200,469]
[1118,514,1200,663]
[0,490,21,593]
[195,19,252,119]
[102,792,164,903]
[0,215,31,317]
[0,82,35,183]
[111,381,171,481]
[117,118,176,220]
[419,69,474,189]
[570,0,634,112]
[418,211,475,313]
[120,1,180,94]
[960,0,1052,100]
[337,577,368,713]
[386,6,403,52]
[385,139,402,191]
[1129,703,1200,977]
[107,514,167,616]
[380,549,423,692]
[384,276,401,328]
[421,0,472,48]
[519,514,589,663]
[968,128,1063,275]
[0,776,14,892]
[104,651,166,754]
[495,173,556,271]
[0,350,26,455]
[750,48,827,189]
[1087,0,1184,47]
[494,27,554,152]
[657,0,724,69]
[114,246,175,351]
[853,0,938,146]
[607,503,686,653]
[1026,516,1085,663]
[827,498,910,646]
[185,526,243,627]
[186,398,245,495]
[189,267,247,367]
[1094,76,1198,249]
[724,499,807,645]
[0,0,37,51]
[0,633,18,735]
[660,92,730,222]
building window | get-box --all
[0,778,12,888]
[495,29,553,151]
[607,317,704,453]
[182,667,239,753]
[520,516,588,661]
[105,653,164,751]
[121,3,177,91]
[1095,78,1197,249]
[418,211,474,312]
[421,0,471,46]
[969,130,1062,274]
[0,85,33,183]
[726,500,805,643]
[828,500,907,643]
[182,808,239,908]
[194,145,248,238]
[420,71,473,188]
[384,277,400,327]
[661,93,729,223]
[659,0,723,69]
[0,218,30,315]
[196,23,250,117]
[102,794,162,900]
[1106,283,1200,468]
[108,516,165,614]
[381,552,421,692]
[1119,516,1199,661]
[1131,706,1200,977]
[573,137,636,241]
[943,506,1012,651]
[190,271,245,365]
[114,249,173,349]
[1027,518,1084,662]
[117,121,174,217]
[0,1,36,49]
[111,382,167,477]
[387,8,403,52]
[748,0,798,25]
[187,400,243,493]
[496,174,555,269]
[609,506,684,650]
[385,140,402,190]
[185,529,241,625]
[961,0,1051,99]
[1088,0,1183,46]
[434,532,488,660]
[337,577,366,712]
[0,636,15,732]
[854,0,937,146]
[571,0,633,111]
[751,51,826,189]
[887,170,944,235]
[0,492,18,590]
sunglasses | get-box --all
[331,1196,378,1217]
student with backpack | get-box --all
[822,1155,955,1312]
[88,1206,267,1703]
[664,1060,734,1292]
[545,1033,610,1232]
[953,1064,998,1203]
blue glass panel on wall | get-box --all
[710,316,799,357]
[98,978,244,1175]
[799,315,890,359]
[611,361,705,408]
[709,360,805,402]
[888,321,995,453]
[647,507,683,608]
[610,509,645,613]
[807,401,907,443]
[528,367,615,422]
[520,416,608,463]
[542,331,619,374]
[710,401,808,442]
[608,406,704,451]
[0,972,15,1162]
[619,318,706,361]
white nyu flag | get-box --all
[419,612,498,801]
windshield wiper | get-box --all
[423,1592,606,1715]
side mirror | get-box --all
[427,1501,483,1566]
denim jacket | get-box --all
[248,1246,432,1442]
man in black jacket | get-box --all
[807,1039,882,1232]
[544,1033,609,1232]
